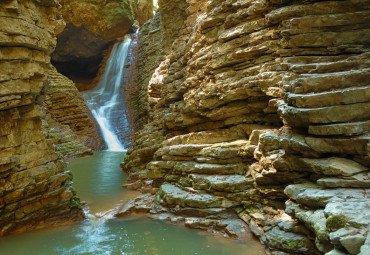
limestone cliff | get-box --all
[44,68,105,155]
[123,0,370,254]
[0,0,84,236]
[132,0,155,26]
[52,0,154,91]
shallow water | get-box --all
[0,151,265,255]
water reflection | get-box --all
[0,152,265,255]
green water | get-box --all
[0,151,265,255]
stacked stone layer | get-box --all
[44,67,105,154]
[124,0,370,254]
[0,0,84,236]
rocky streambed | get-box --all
[0,0,369,255]
[0,152,265,255]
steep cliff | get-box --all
[52,0,154,91]
[132,0,155,25]
[0,0,84,236]
[122,0,370,254]
[44,68,105,155]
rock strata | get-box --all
[123,0,370,253]
[44,67,105,154]
[0,0,84,236]
[53,0,135,62]
[52,0,154,89]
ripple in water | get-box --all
[0,152,265,255]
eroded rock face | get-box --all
[52,0,155,89]
[123,0,370,253]
[132,0,155,26]
[43,68,105,155]
[124,5,189,135]
[0,0,84,236]
[51,0,135,87]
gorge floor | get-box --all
[0,151,265,255]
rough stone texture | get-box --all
[124,12,163,133]
[132,0,155,26]
[53,0,134,62]
[52,0,154,89]
[43,115,93,158]
[0,0,84,236]
[43,67,105,154]
[122,0,370,254]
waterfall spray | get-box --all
[83,36,132,151]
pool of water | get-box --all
[0,151,265,255]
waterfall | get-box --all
[83,36,132,151]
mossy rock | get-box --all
[326,215,347,231]
[70,195,82,209]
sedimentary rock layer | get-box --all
[123,0,370,254]
[52,0,154,90]
[0,0,84,236]
[44,67,105,154]
[53,0,135,62]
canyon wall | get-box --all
[52,0,154,91]
[43,68,105,156]
[0,0,84,236]
[123,0,370,254]
[42,0,156,155]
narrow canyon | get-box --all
[0,0,369,255]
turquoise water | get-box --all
[0,151,265,255]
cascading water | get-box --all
[0,32,265,255]
[83,36,132,151]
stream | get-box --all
[0,36,265,254]
[0,151,264,255]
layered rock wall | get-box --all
[44,68,105,155]
[0,0,84,236]
[51,0,135,89]
[124,3,189,137]
[123,0,370,254]
[132,0,155,25]
[52,0,154,90]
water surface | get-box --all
[0,152,265,255]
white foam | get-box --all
[84,36,132,151]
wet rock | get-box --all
[53,0,134,63]
[122,180,142,190]
[219,219,252,239]
[184,217,253,240]
[184,217,218,230]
